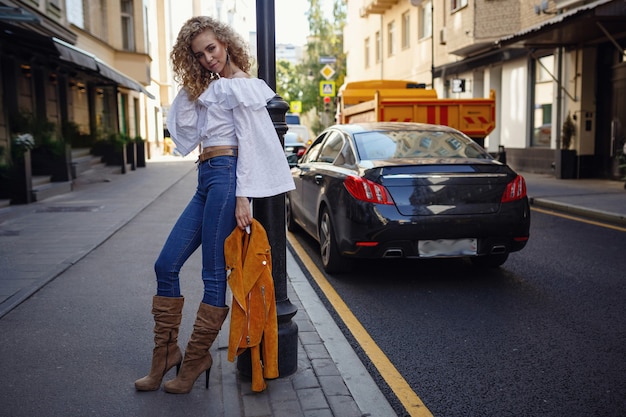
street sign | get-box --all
[320,56,336,64]
[319,81,336,97]
[452,78,466,93]
[289,100,302,113]
[320,64,335,80]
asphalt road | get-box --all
[290,208,626,417]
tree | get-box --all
[275,0,346,133]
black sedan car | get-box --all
[286,122,530,273]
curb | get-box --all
[530,197,626,226]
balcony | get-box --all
[360,0,399,16]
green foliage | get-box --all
[11,112,56,146]
[108,132,130,151]
[617,147,626,170]
[0,146,9,180]
[10,133,35,161]
[10,112,67,157]
[62,121,92,148]
[561,112,575,150]
[275,0,347,133]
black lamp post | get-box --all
[236,0,298,378]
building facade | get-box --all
[344,0,626,179]
[0,0,157,162]
[1,0,255,204]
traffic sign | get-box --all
[320,64,335,80]
[289,100,302,113]
[320,56,337,64]
[319,81,336,97]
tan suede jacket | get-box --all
[224,219,279,392]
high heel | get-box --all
[135,296,184,391]
[163,303,228,394]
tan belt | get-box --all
[197,147,238,163]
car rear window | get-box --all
[353,130,491,160]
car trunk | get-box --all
[373,162,512,216]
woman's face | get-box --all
[191,29,227,74]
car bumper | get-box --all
[334,199,530,259]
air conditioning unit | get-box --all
[439,27,447,45]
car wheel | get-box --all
[470,253,509,268]
[319,208,345,273]
[285,194,300,233]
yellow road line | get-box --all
[531,206,626,232]
[288,233,433,417]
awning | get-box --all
[0,20,58,56]
[53,37,98,71]
[53,37,154,99]
[94,57,154,98]
[434,48,529,78]
[496,0,626,49]
[434,0,626,77]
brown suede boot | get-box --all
[135,296,184,391]
[163,303,229,394]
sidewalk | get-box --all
[0,156,395,417]
[0,159,624,417]
[522,172,626,225]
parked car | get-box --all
[287,124,312,145]
[286,122,530,273]
[284,131,308,167]
[286,113,301,124]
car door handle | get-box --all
[314,174,323,184]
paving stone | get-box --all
[318,375,351,396]
[311,358,341,376]
[296,387,329,411]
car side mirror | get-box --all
[287,153,299,167]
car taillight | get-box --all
[344,176,393,205]
[501,175,527,202]
[297,148,306,157]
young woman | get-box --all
[134,16,294,394]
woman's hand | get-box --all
[235,196,252,230]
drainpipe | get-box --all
[555,47,563,151]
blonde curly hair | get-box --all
[171,16,251,101]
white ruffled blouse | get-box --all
[166,78,295,198]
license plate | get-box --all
[418,238,477,257]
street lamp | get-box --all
[250,0,299,378]
[410,0,434,88]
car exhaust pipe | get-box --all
[383,249,404,258]
[491,245,507,254]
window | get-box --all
[364,37,370,68]
[532,55,554,147]
[401,12,410,49]
[419,1,432,39]
[48,0,62,18]
[375,31,381,63]
[121,0,135,52]
[334,138,356,167]
[451,0,468,12]
[387,21,395,56]
[318,132,344,163]
[302,140,324,163]
[67,0,84,27]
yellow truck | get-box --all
[337,80,496,146]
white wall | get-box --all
[500,58,529,149]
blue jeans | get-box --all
[154,155,237,307]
